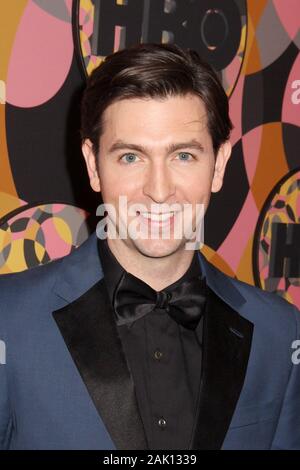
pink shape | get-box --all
[226,56,242,92]
[64,0,73,16]
[258,251,264,268]
[82,13,94,38]
[273,0,300,41]
[282,53,300,127]
[260,265,269,280]
[42,218,72,259]
[84,39,91,56]
[242,126,263,185]
[10,208,34,224]
[11,230,26,241]
[228,72,244,147]
[6,0,73,108]
[43,203,66,214]
[288,285,300,310]
[217,192,259,272]
[79,7,88,25]
[114,26,122,52]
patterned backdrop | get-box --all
[0,1,299,309]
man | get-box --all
[0,43,300,450]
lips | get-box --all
[135,211,179,230]
[139,212,175,222]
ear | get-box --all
[211,141,232,193]
[82,139,101,192]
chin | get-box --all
[129,237,185,259]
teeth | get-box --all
[140,212,174,222]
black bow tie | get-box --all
[113,271,207,330]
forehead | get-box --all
[100,94,209,145]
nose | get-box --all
[142,161,176,203]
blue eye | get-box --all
[177,152,193,161]
[121,153,138,163]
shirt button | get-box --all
[158,417,167,428]
[166,292,172,300]
[154,349,163,360]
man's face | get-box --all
[82,94,231,258]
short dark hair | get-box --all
[80,43,233,156]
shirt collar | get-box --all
[97,236,203,306]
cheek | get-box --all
[99,167,139,201]
[98,161,118,189]
[182,171,213,199]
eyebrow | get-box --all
[107,139,205,155]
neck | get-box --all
[106,238,195,291]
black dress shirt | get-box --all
[97,238,205,450]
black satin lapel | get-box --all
[52,279,148,450]
[191,287,254,450]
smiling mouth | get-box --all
[135,211,181,226]
[139,211,175,221]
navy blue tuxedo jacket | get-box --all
[0,232,300,449]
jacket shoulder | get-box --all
[0,257,63,322]
[226,272,299,338]
[0,233,101,325]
